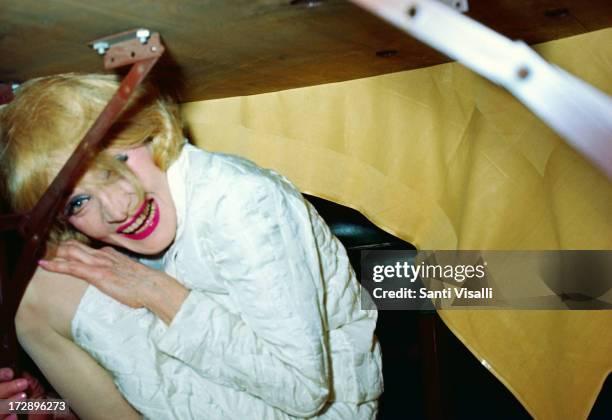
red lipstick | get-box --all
[117,199,160,240]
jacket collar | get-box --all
[166,142,190,244]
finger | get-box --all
[59,240,98,259]
[62,239,95,253]
[0,378,28,398]
[99,246,125,261]
[6,392,27,400]
[62,240,117,264]
[100,247,150,273]
[0,368,13,381]
[51,261,112,288]
[22,372,45,399]
[56,244,112,267]
[38,260,108,287]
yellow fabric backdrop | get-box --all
[181,28,612,419]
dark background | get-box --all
[306,195,611,420]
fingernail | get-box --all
[38,259,48,266]
[15,392,27,400]
[0,367,13,380]
[15,378,28,389]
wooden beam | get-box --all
[1,0,610,101]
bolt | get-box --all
[136,29,151,44]
[92,41,109,55]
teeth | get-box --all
[122,201,153,234]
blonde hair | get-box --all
[0,73,184,243]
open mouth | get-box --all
[116,198,160,240]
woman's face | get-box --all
[65,145,177,255]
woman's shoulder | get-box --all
[185,144,297,198]
[182,147,309,240]
[182,143,260,176]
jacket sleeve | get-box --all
[155,172,331,417]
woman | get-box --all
[0,74,382,419]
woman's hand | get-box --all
[39,240,150,309]
[0,368,28,407]
[39,240,189,324]
[0,368,49,420]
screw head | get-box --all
[517,66,530,80]
[136,29,151,44]
[92,41,109,55]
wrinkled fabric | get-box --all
[72,144,383,419]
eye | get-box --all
[64,194,91,217]
[115,153,129,162]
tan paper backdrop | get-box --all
[181,28,612,419]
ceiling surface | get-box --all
[1,0,611,101]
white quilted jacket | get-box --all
[72,144,383,419]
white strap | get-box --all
[351,0,612,180]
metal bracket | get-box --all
[91,28,151,54]
[90,28,164,69]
